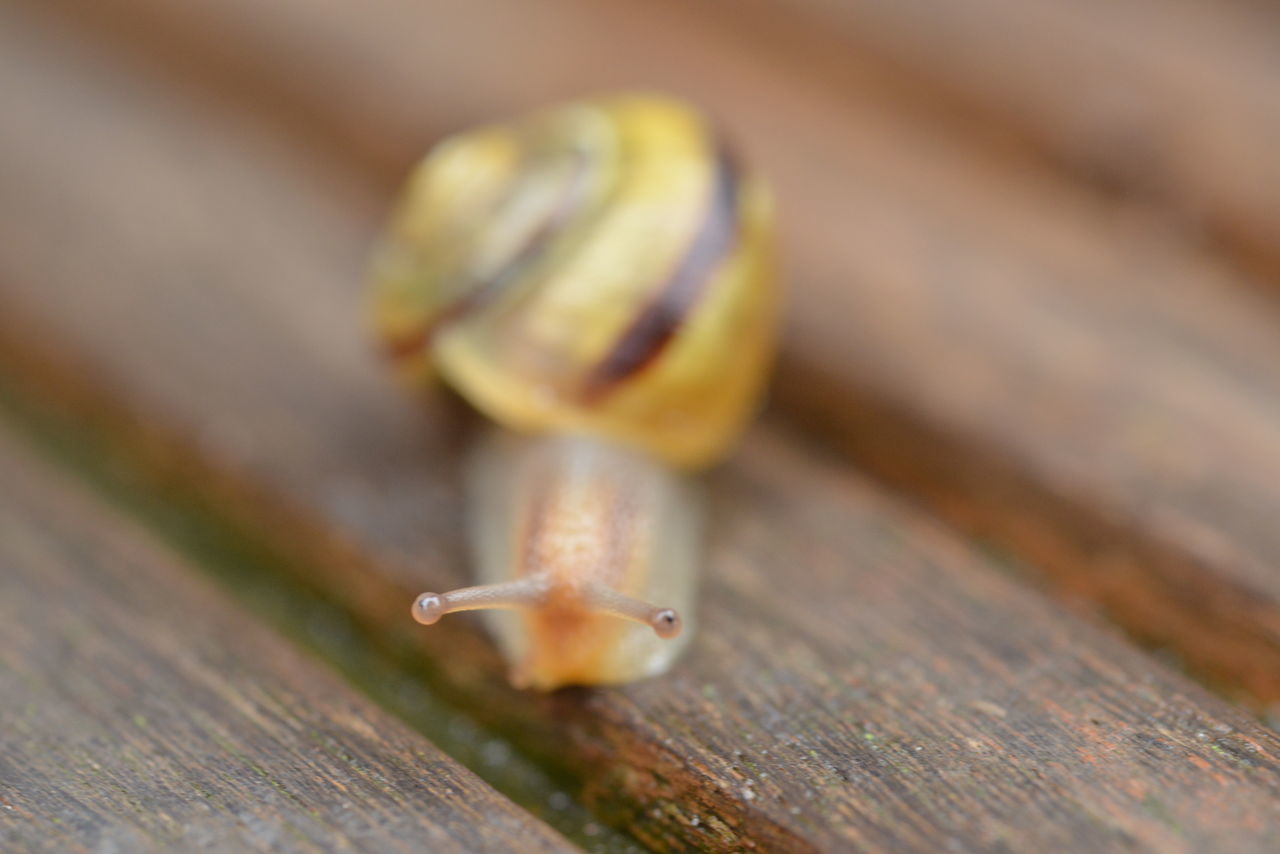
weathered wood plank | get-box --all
[4,6,1280,853]
[700,0,1280,277]
[0,428,578,854]
[26,0,1280,701]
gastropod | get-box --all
[369,93,777,690]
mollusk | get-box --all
[369,93,777,689]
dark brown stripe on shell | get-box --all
[581,140,741,401]
[385,141,593,364]
[382,325,431,364]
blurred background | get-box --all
[4,0,1280,851]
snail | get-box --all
[369,93,777,690]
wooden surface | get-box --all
[708,0,1280,277]
[25,0,1280,702]
[0,430,576,854]
[5,5,1280,852]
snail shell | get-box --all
[370,93,777,689]
[371,93,775,469]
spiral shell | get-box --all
[370,93,776,469]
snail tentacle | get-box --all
[581,583,684,639]
[411,579,546,625]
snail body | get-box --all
[462,432,700,688]
[370,93,776,689]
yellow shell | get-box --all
[370,93,776,469]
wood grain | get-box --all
[4,6,1280,852]
[698,0,1280,278]
[25,0,1280,700]
[0,428,577,854]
